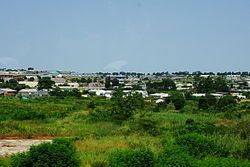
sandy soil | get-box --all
[0,139,51,156]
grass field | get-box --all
[0,96,249,166]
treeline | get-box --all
[193,76,229,93]
[96,71,250,77]
[0,79,29,91]
[146,78,176,92]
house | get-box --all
[192,93,206,97]
[18,89,38,96]
[0,88,17,96]
[123,90,148,98]
[52,78,66,86]
[18,89,49,97]
[150,93,169,99]
[88,89,113,98]
[18,81,38,88]
[156,99,165,104]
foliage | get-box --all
[50,87,81,98]
[87,100,96,109]
[132,117,162,136]
[108,148,154,167]
[89,107,111,121]
[216,96,237,110]
[38,77,55,90]
[105,77,111,89]
[235,120,250,140]
[176,133,229,158]
[111,78,119,86]
[10,138,80,167]
[176,119,217,136]
[198,94,217,110]
[156,145,196,167]
[146,78,176,91]
[0,97,80,121]
[197,157,250,167]
[193,76,229,93]
[110,88,144,120]
[0,80,29,91]
[171,93,186,110]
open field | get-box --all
[0,96,250,166]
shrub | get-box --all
[87,100,96,109]
[109,148,154,167]
[216,96,237,110]
[12,110,47,120]
[197,157,250,167]
[110,88,144,120]
[171,93,186,110]
[198,95,217,110]
[176,119,217,136]
[0,159,7,167]
[235,120,250,140]
[176,133,229,158]
[133,118,162,136]
[156,145,196,167]
[89,107,111,121]
[11,138,80,167]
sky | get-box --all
[0,0,250,73]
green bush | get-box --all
[176,133,229,158]
[176,120,217,136]
[12,110,47,120]
[11,138,80,167]
[198,95,217,110]
[109,148,154,167]
[216,96,237,110]
[0,159,7,167]
[133,118,162,136]
[197,157,250,167]
[89,107,111,121]
[171,93,186,110]
[156,145,196,167]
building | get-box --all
[0,88,17,96]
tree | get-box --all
[110,88,144,120]
[171,93,186,110]
[162,78,176,90]
[86,78,92,84]
[105,77,111,89]
[214,77,229,92]
[80,77,86,83]
[111,78,119,87]
[198,94,217,110]
[146,78,176,91]
[194,76,230,93]
[11,138,80,167]
[216,96,237,110]
[38,77,55,90]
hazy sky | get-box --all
[0,0,249,72]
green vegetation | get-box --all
[0,92,250,166]
[193,76,229,93]
[10,138,80,167]
[147,78,176,92]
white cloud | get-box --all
[104,60,127,71]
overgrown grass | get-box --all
[0,96,250,166]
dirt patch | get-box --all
[0,139,51,156]
[0,134,74,139]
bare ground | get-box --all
[0,139,51,156]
